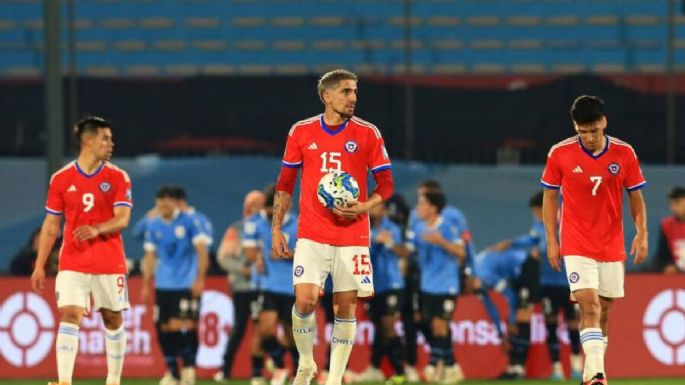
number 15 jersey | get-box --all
[541,135,646,262]
[46,161,133,274]
[281,114,391,247]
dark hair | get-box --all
[317,69,357,101]
[570,95,605,124]
[422,191,446,213]
[419,179,443,193]
[74,116,111,143]
[668,186,685,200]
[529,191,544,207]
[264,184,276,207]
[156,185,177,199]
[170,186,188,201]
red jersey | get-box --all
[45,161,133,274]
[541,135,646,262]
[660,216,685,265]
[282,114,391,246]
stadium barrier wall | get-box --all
[0,275,683,379]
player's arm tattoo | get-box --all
[272,191,291,230]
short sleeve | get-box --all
[541,149,562,190]
[113,169,133,208]
[143,225,157,252]
[445,224,464,245]
[367,127,392,174]
[45,177,64,215]
[624,149,647,191]
[282,125,303,169]
[189,216,208,246]
[242,219,259,247]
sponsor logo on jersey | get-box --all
[308,142,318,150]
[360,276,372,284]
[572,165,583,174]
[344,140,358,153]
[67,185,77,192]
[99,182,111,192]
[608,163,620,175]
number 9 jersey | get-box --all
[281,114,391,247]
[45,161,133,274]
[540,135,646,262]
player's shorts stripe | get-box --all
[282,160,302,168]
[540,180,560,190]
[626,181,647,191]
[45,207,63,215]
[334,317,357,323]
[371,164,392,173]
[114,201,133,208]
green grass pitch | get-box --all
[8,380,685,385]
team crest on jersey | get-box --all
[175,226,186,239]
[569,272,580,284]
[99,182,111,192]
[344,140,358,153]
[294,265,304,277]
[608,163,620,175]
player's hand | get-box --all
[271,229,290,258]
[191,278,205,298]
[546,240,562,272]
[333,201,368,219]
[31,267,45,293]
[422,231,445,246]
[271,249,294,259]
[631,231,648,265]
[73,225,100,241]
[374,230,392,245]
[140,284,152,305]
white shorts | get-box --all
[292,238,374,298]
[55,270,131,312]
[564,255,624,298]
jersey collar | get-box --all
[578,135,610,159]
[320,114,350,136]
[75,160,106,178]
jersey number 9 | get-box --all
[82,193,95,212]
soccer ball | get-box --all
[317,171,360,209]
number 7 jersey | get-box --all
[45,161,133,274]
[540,135,646,262]
[282,114,391,247]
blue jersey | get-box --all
[370,217,404,293]
[510,218,567,287]
[243,212,298,295]
[187,208,214,247]
[408,204,475,270]
[474,249,528,289]
[408,216,462,295]
[132,215,151,241]
[145,211,205,290]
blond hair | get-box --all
[317,69,358,102]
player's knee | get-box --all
[59,307,84,324]
[580,301,601,321]
[294,297,317,314]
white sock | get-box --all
[292,306,316,367]
[580,328,605,381]
[56,322,80,384]
[325,317,357,385]
[105,324,127,385]
[603,336,608,353]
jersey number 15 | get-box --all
[320,152,342,172]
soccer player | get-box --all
[356,201,407,384]
[141,186,210,385]
[173,186,214,249]
[541,95,648,385]
[488,191,580,380]
[408,192,465,384]
[214,190,266,382]
[652,186,685,273]
[243,185,299,385]
[271,69,394,385]
[31,116,132,385]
